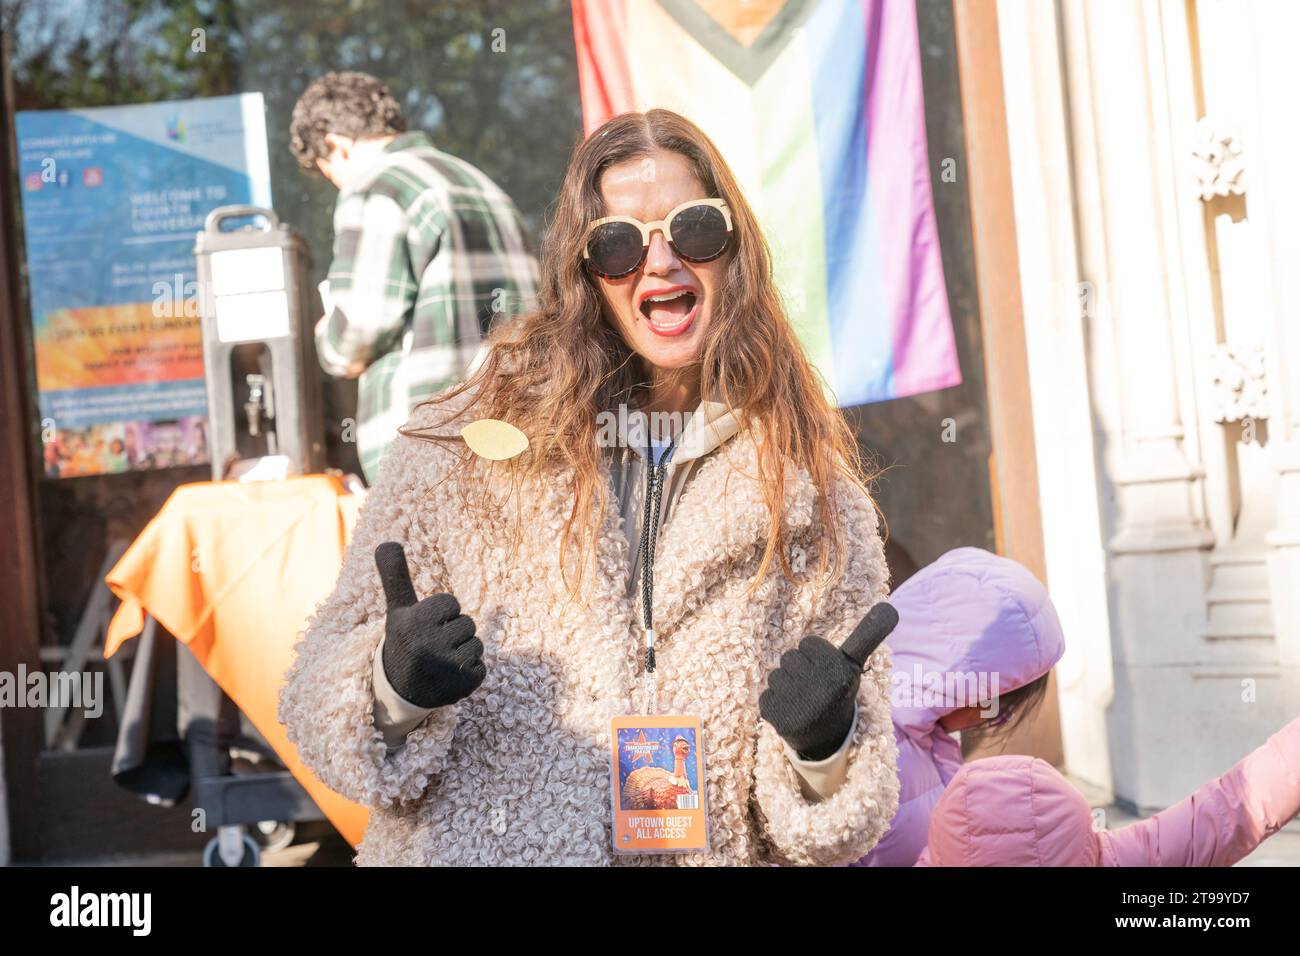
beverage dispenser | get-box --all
[194,205,324,480]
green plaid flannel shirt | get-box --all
[316,131,538,481]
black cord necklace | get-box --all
[639,430,680,677]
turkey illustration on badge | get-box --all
[460,419,528,461]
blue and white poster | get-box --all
[15,93,272,478]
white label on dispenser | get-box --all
[215,290,290,342]
[209,247,285,296]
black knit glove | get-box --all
[759,602,898,761]
[375,541,485,709]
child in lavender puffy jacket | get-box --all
[855,547,1065,866]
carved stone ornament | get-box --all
[1208,344,1268,423]
[1192,117,1246,201]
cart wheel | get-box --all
[203,833,260,867]
[255,820,296,853]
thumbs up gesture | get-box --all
[759,603,898,761]
[375,541,485,709]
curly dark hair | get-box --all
[289,71,408,171]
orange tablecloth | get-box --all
[105,474,368,846]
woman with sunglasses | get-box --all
[280,109,900,866]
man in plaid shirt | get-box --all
[291,72,538,482]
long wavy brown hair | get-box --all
[402,108,873,604]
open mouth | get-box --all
[639,288,699,336]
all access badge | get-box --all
[609,714,709,855]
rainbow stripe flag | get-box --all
[572,0,961,405]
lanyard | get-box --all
[638,431,680,712]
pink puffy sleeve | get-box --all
[1099,717,1300,867]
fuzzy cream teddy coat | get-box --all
[278,391,899,866]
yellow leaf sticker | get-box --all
[461,418,529,461]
